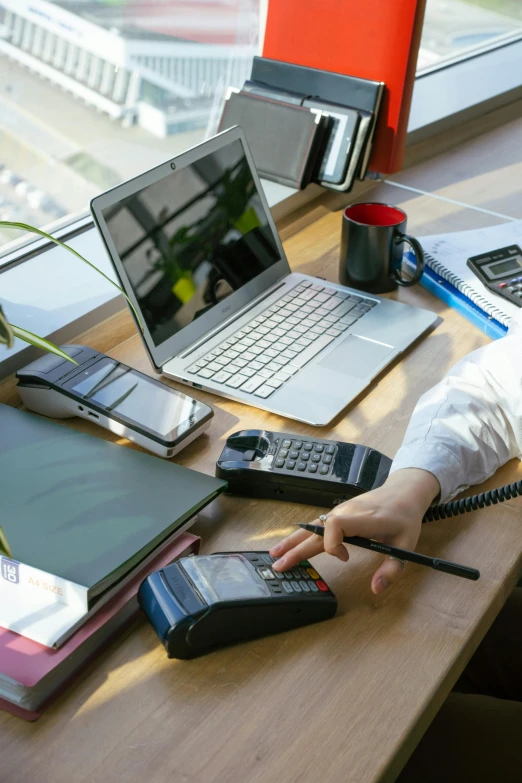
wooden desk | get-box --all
[2,117,522,783]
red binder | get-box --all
[262,0,427,174]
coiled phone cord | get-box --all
[423,480,522,523]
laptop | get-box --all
[90,126,437,426]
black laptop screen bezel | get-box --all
[90,126,290,371]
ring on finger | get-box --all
[318,514,328,525]
[386,555,406,568]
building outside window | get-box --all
[0,0,520,254]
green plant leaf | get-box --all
[0,303,14,349]
[0,526,12,559]
[9,323,79,364]
[0,221,143,332]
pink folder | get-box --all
[0,532,200,721]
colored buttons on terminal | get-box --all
[307,567,320,579]
[300,560,311,567]
[316,580,329,592]
[258,567,274,580]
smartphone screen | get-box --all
[63,358,201,441]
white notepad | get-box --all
[417,219,522,328]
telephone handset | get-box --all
[216,429,522,520]
[215,429,392,507]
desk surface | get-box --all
[2,116,522,783]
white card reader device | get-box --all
[16,345,213,458]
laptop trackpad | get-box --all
[317,335,394,379]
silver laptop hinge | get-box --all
[178,279,288,360]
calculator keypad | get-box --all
[244,553,332,595]
[273,439,337,475]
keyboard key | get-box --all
[275,459,285,468]
[249,346,264,356]
[300,280,313,288]
[213,370,232,384]
[294,324,308,334]
[231,357,248,369]
[340,315,358,326]
[311,454,321,463]
[300,580,310,592]
[285,303,299,313]
[280,336,294,346]
[333,301,357,318]
[321,297,342,311]
[282,439,292,448]
[281,349,298,360]
[312,292,330,303]
[274,371,292,383]
[267,360,286,372]
[255,384,276,398]
[301,318,316,328]
[314,444,324,453]
[279,448,289,457]
[264,348,280,359]
[272,328,286,337]
[226,373,248,388]
[257,339,271,350]
[292,441,303,449]
[323,455,333,464]
[223,349,240,359]
[325,445,336,454]
[308,463,318,473]
[323,287,337,295]
[265,378,283,389]
[300,453,309,461]
[296,337,313,347]
[320,465,330,475]
[198,369,215,379]
[285,334,335,369]
[308,581,319,592]
[326,328,342,337]
[291,581,302,592]
[303,443,313,451]
[239,337,256,347]
[241,375,265,393]
[297,463,306,471]
[310,325,327,335]
[256,326,271,336]
[335,323,349,331]
[187,363,204,374]
[289,450,299,459]
[287,316,301,326]
[334,291,349,300]
[214,356,231,366]
[310,284,324,292]
[250,360,264,371]
[259,368,274,378]
[255,355,272,365]
[207,361,225,372]
[211,347,224,357]
[202,353,215,362]
[242,351,257,362]
[315,307,330,317]
[270,315,285,324]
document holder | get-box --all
[217,59,384,192]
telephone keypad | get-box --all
[274,438,337,475]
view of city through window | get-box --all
[0,0,520,250]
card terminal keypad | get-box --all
[245,552,332,595]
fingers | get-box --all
[271,535,324,571]
[269,528,310,559]
[322,515,349,563]
[371,557,406,595]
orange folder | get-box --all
[262,0,427,174]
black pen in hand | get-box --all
[297,524,480,581]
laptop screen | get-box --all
[99,138,281,347]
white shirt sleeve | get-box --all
[390,309,522,501]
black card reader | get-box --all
[138,551,337,659]
[215,429,391,506]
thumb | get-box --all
[371,556,406,595]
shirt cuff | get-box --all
[389,443,467,502]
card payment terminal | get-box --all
[138,551,337,659]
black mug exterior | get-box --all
[339,203,424,294]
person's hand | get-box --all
[270,468,440,595]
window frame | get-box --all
[1,32,522,377]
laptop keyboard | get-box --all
[185,281,378,398]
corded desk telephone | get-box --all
[216,429,522,522]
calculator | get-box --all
[216,429,391,507]
[138,551,337,659]
[467,244,522,307]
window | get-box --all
[418,0,522,71]
[0,0,262,251]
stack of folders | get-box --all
[0,404,226,719]
[217,57,384,192]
